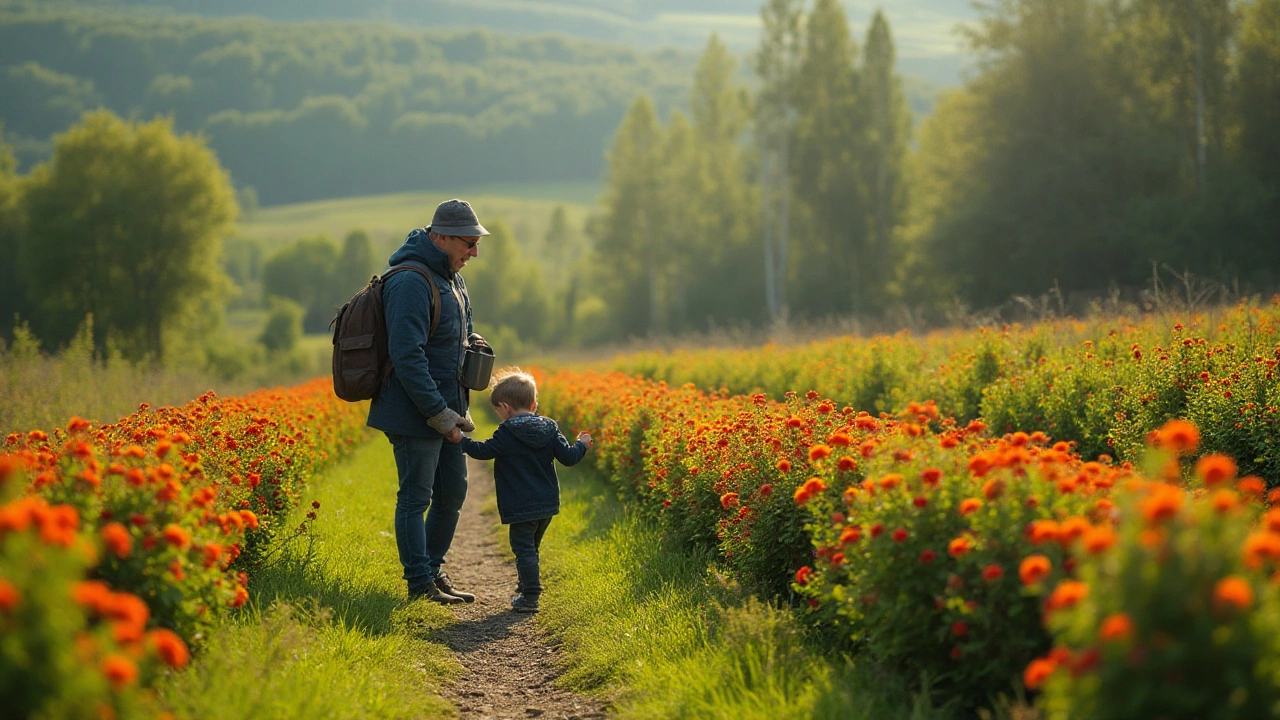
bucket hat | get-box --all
[429,199,489,237]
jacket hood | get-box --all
[389,228,453,278]
[503,413,559,449]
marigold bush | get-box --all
[1032,455,1280,719]
[0,378,368,714]
[608,302,1280,483]
[540,358,1280,710]
[0,460,183,719]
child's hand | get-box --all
[445,427,463,444]
[577,432,593,449]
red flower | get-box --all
[952,621,968,637]
[981,564,1004,582]
[919,549,936,563]
[794,566,814,586]
[892,528,908,543]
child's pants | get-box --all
[509,517,552,596]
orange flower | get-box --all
[839,526,862,545]
[982,479,1006,500]
[1023,657,1057,690]
[230,584,249,607]
[1239,476,1266,497]
[0,579,20,613]
[720,492,739,510]
[776,459,792,473]
[102,522,132,559]
[1211,489,1239,514]
[793,477,827,505]
[202,543,224,569]
[1082,526,1117,555]
[1154,419,1200,455]
[878,474,902,490]
[948,537,971,557]
[836,456,858,472]
[1139,485,1184,524]
[982,564,1004,582]
[827,432,852,447]
[1020,555,1052,585]
[959,498,982,515]
[809,444,832,462]
[1214,576,1254,612]
[148,629,189,670]
[795,566,813,586]
[1046,580,1089,613]
[921,468,942,486]
[1099,612,1133,642]
[1029,520,1061,545]
[1059,516,1092,545]
[161,524,190,549]
[1195,454,1237,487]
[102,654,138,691]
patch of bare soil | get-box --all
[434,459,607,720]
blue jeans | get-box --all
[387,433,468,586]
[509,517,552,595]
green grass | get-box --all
[536,466,959,719]
[158,438,460,719]
[238,183,598,258]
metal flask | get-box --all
[460,338,495,391]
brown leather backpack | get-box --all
[330,266,440,402]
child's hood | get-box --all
[502,413,560,449]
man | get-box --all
[367,199,486,604]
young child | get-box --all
[458,368,592,613]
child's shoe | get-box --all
[511,593,540,613]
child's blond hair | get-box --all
[489,367,537,410]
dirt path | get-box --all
[435,459,608,720]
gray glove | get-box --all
[458,411,476,433]
[426,408,466,435]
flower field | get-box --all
[0,379,368,718]
[538,306,1280,714]
[612,301,1280,478]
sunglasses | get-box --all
[453,236,481,249]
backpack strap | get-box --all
[383,265,441,339]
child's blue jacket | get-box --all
[459,414,587,524]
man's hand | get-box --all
[445,427,463,443]
[577,432,593,449]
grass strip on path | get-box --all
[158,436,460,719]
[536,466,958,720]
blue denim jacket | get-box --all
[460,414,588,524]
[366,229,473,438]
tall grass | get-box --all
[537,466,960,719]
[158,438,459,718]
[0,320,332,435]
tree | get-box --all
[338,229,377,296]
[1235,0,1280,190]
[594,96,662,339]
[859,11,912,310]
[464,220,551,348]
[261,236,342,334]
[0,128,25,341]
[792,0,867,315]
[685,35,762,331]
[754,0,806,324]
[19,110,238,359]
[1118,0,1236,193]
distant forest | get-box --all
[0,2,704,204]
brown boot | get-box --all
[434,571,475,603]
[410,580,464,605]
